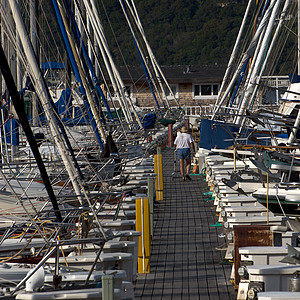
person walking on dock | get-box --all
[174,126,195,181]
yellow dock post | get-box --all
[136,198,150,273]
[147,177,154,237]
[154,154,163,201]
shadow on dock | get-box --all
[134,147,237,299]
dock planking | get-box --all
[134,148,237,299]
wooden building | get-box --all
[114,64,226,108]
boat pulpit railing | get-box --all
[280,182,300,189]
[11,236,107,295]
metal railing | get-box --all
[184,105,214,118]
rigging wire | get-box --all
[0,3,111,186]
[71,0,131,139]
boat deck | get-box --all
[134,148,237,299]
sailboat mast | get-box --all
[51,0,105,149]
[82,0,136,126]
[213,0,254,114]
[119,0,164,110]
[7,0,86,204]
[236,0,280,125]
[247,0,292,112]
[63,0,114,122]
[128,0,179,107]
[288,0,300,144]
[0,44,63,223]
[30,0,39,127]
[298,0,300,73]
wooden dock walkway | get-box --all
[134,148,237,299]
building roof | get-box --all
[117,64,226,84]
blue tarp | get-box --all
[199,119,239,149]
[41,61,65,70]
[4,118,19,146]
[56,88,72,116]
[199,119,269,150]
[289,74,300,83]
[142,113,156,129]
[32,88,89,126]
[276,133,288,139]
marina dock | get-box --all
[134,148,237,299]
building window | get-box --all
[163,84,178,100]
[193,84,219,98]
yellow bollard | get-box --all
[154,154,163,201]
[136,198,150,273]
[233,146,237,172]
[147,177,154,238]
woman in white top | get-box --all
[174,126,195,181]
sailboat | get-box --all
[197,0,300,223]
[199,0,296,150]
[0,0,181,298]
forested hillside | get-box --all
[39,0,296,74]
[97,0,248,66]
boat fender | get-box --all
[25,267,45,292]
[270,225,288,232]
